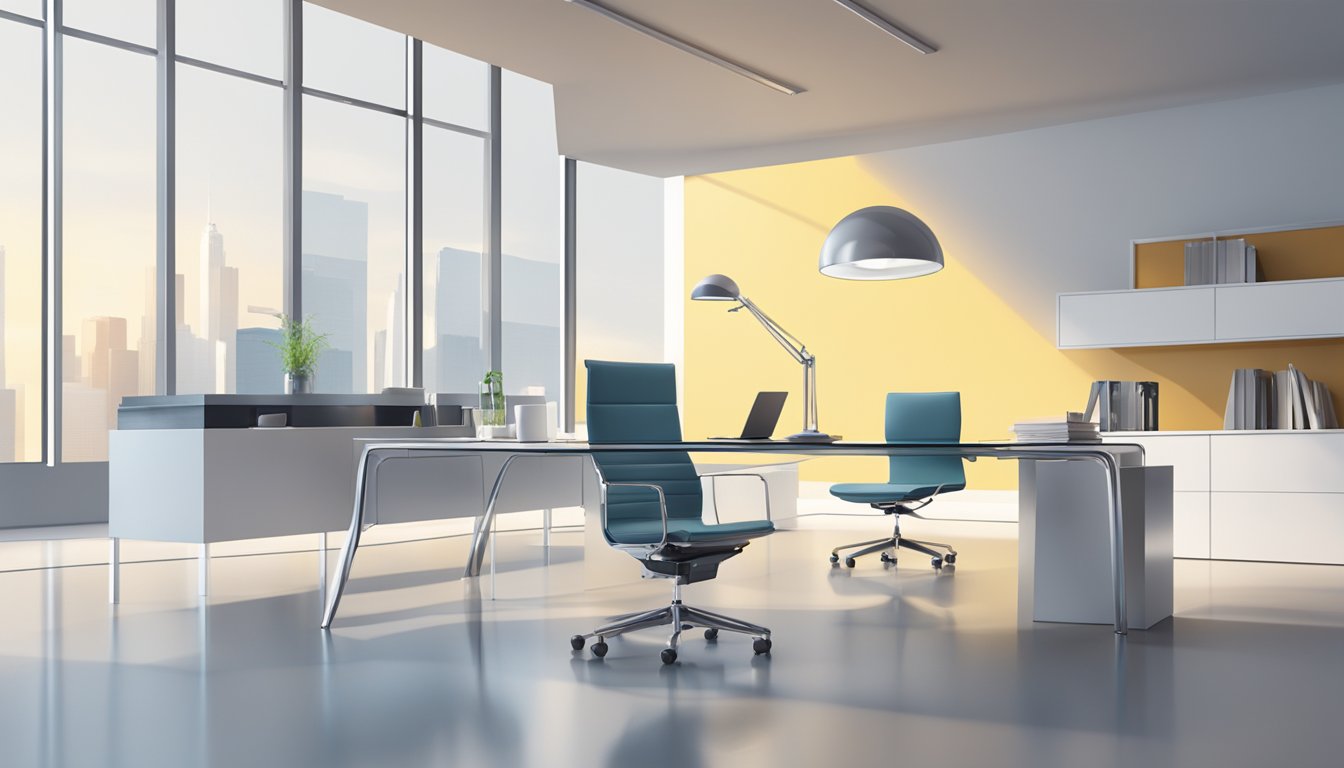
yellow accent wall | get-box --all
[682,156,1344,489]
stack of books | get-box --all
[1184,238,1260,286]
[1011,413,1101,443]
[1225,363,1338,430]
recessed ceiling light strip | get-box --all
[830,0,937,54]
[565,0,804,96]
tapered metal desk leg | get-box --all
[321,449,380,629]
[464,454,521,578]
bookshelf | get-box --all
[1058,221,1344,349]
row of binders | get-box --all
[1224,364,1338,430]
[1184,238,1260,286]
[1011,412,1100,443]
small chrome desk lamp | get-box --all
[691,273,832,442]
[692,205,944,443]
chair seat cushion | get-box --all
[828,482,963,504]
[606,518,775,546]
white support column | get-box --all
[542,507,552,565]
[198,543,210,597]
[108,538,121,604]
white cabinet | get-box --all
[1058,278,1344,349]
[1216,279,1344,342]
[1173,492,1210,559]
[1211,432,1344,493]
[1057,287,1213,348]
[1106,430,1344,564]
[1211,492,1344,564]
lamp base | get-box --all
[787,430,839,444]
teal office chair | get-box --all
[829,392,965,570]
[569,360,775,664]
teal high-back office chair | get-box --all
[569,361,775,664]
[829,392,965,569]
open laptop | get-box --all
[710,391,788,440]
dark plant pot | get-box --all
[285,373,312,395]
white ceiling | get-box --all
[315,0,1344,177]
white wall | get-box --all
[859,81,1344,337]
[575,162,667,365]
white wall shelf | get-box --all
[1057,276,1344,349]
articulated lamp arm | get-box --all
[731,295,825,440]
[733,296,812,365]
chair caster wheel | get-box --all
[570,635,585,651]
[592,640,608,658]
[844,557,856,568]
[944,553,957,565]
[752,637,772,655]
[661,648,677,665]
[932,557,943,569]
[704,628,719,641]
[829,554,839,564]
[880,552,893,563]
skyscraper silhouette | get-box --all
[199,222,239,392]
[302,191,368,393]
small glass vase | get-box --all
[478,372,506,438]
[285,373,312,395]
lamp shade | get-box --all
[690,273,742,300]
[818,206,943,280]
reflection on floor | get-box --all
[1,519,1343,768]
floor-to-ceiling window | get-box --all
[501,71,563,402]
[0,9,43,463]
[175,0,285,395]
[61,33,157,462]
[0,0,623,525]
[301,3,407,394]
[421,44,488,396]
[573,161,666,425]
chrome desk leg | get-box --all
[321,448,382,629]
[198,544,210,597]
[1093,450,1127,636]
[108,538,120,605]
[464,454,521,578]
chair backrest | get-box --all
[585,360,703,524]
[886,392,966,491]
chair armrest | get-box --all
[590,464,671,548]
[699,471,772,523]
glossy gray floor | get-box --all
[2,521,1343,768]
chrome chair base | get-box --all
[570,582,771,665]
[830,515,957,570]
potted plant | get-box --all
[269,314,329,395]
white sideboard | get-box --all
[1058,277,1344,348]
[1103,430,1344,564]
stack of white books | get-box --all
[1011,413,1101,443]
[1184,238,1260,286]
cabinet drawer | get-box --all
[1211,432,1344,493]
[1058,287,1214,348]
[1211,492,1344,564]
[1107,435,1209,491]
[1215,279,1344,341]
